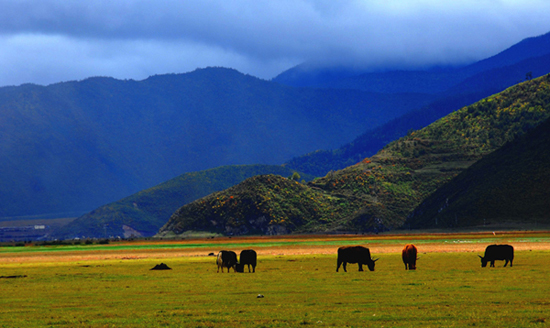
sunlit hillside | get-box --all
[159,74,550,236]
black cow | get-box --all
[402,244,418,270]
[216,250,238,273]
[336,246,379,272]
[235,249,257,273]
[479,244,514,267]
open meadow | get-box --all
[1,231,550,327]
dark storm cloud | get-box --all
[1,0,549,86]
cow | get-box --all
[216,250,238,273]
[236,249,257,273]
[336,246,379,272]
[402,244,418,270]
[479,244,514,267]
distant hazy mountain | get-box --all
[273,31,550,93]
[158,75,550,236]
[0,67,431,218]
[405,116,550,229]
[52,164,312,239]
[271,63,370,89]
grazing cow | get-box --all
[479,244,514,267]
[402,244,418,270]
[336,246,379,272]
[216,250,238,273]
[236,249,257,273]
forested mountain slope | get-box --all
[283,32,550,177]
[159,75,550,236]
[406,116,550,229]
[0,67,429,218]
[285,53,550,176]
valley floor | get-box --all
[1,231,549,327]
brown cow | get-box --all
[336,246,378,272]
[216,250,238,273]
[402,244,418,270]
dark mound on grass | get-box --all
[150,263,172,270]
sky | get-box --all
[1,0,550,87]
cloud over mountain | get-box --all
[1,0,550,86]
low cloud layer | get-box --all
[1,0,550,86]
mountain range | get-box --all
[2,31,550,239]
[284,32,550,176]
[0,68,430,218]
[159,74,550,236]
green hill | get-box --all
[52,165,312,239]
[405,116,550,229]
[158,74,550,236]
[158,174,332,236]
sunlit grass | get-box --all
[1,235,549,327]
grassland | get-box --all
[1,232,550,327]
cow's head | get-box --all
[235,263,244,273]
[367,258,379,271]
[478,255,488,267]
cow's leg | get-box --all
[342,262,347,272]
[504,259,509,267]
[252,265,255,273]
[358,263,363,272]
[404,263,408,270]
[247,264,251,273]
[510,259,513,267]
[336,260,342,272]
[490,261,495,267]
